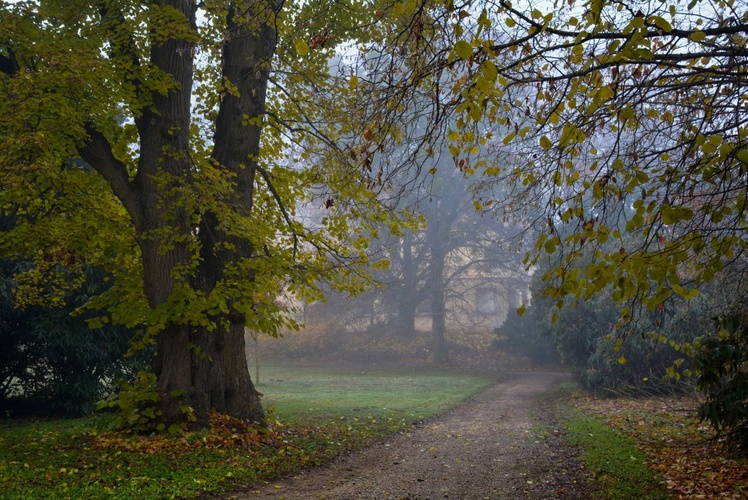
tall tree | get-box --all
[0,0,455,427]
[373,164,526,363]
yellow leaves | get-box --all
[392,1,415,17]
[544,236,559,254]
[505,17,516,28]
[294,39,309,56]
[594,85,614,103]
[454,40,473,60]
[736,148,748,165]
[540,135,553,150]
[570,43,584,64]
[623,16,644,35]
[660,205,694,225]
[701,134,722,154]
[559,123,585,147]
[517,304,526,316]
[481,60,498,82]
[502,130,516,145]
[349,75,359,90]
[690,30,706,42]
[648,15,673,33]
[672,283,699,300]
[588,0,604,25]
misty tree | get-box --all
[0,0,462,428]
[369,162,527,364]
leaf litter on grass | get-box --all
[576,393,748,499]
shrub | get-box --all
[493,304,559,364]
[0,260,150,417]
[692,307,748,455]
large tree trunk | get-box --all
[153,322,264,427]
[81,0,276,427]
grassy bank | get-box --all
[541,383,669,500]
[0,366,493,499]
[578,394,748,499]
[565,413,669,499]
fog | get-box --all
[248,164,560,375]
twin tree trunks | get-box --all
[79,0,283,427]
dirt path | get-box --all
[237,372,592,499]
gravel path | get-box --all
[236,371,592,499]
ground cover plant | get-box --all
[0,366,492,499]
[577,392,748,499]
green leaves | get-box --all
[690,30,707,42]
[660,205,694,225]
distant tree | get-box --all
[493,300,558,365]
[380,166,526,363]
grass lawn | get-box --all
[0,365,494,499]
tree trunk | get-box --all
[396,297,418,338]
[79,0,276,428]
[430,272,449,365]
[395,231,419,337]
[429,242,449,364]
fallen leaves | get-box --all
[576,393,748,499]
[91,410,279,454]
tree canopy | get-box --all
[0,0,456,428]
[447,0,747,316]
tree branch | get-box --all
[78,124,143,231]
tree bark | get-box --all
[80,0,275,427]
[396,232,418,337]
[396,298,418,338]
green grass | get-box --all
[258,365,494,421]
[564,412,670,499]
[0,365,493,499]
